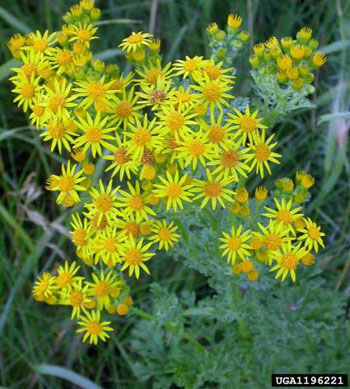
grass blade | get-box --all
[0,6,31,33]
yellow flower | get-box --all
[227,14,242,29]
[46,161,85,204]
[152,171,194,211]
[297,217,325,253]
[190,74,234,113]
[25,30,57,55]
[227,105,266,145]
[74,76,117,109]
[119,180,156,222]
[11,73,41,112]
[119,31,153,53]
[254,221,291,258]
[207,141,250,181]
[255,186,268,201]
[33,272,57,300]
[137,77,174,110]
[136,60,173,85]
[70,23,98,43]
[60,282,91,319]
[191,169,235,210]
[110,87,141,129]
[56,261,83,291]
[40,118,76,153]
[277,54,293,71]
[77,310,113,345]
[94,226,127,266]
[202,111,233,146]
[70,213,93,257]
[47,47,74,74]
[219,225,252,264]
[246,130,281,178]
[263,198,303,233]
[120,237,155,278]
[156,105,197,139]
[173,55,208,78]
[74,112,115,158]
[269,242,307,282]
[169,85,198,110]
[85,179,121,224]
[149,219,180,251]
[86,270,121,310]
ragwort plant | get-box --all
[8,0,327,352]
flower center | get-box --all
[104,237,117,252]
[184,59,198,72]
[240,116,256,132]
[308,226,320,240]
[133,128,151,146]
[281,253,298,269]
[276,210,292,224]
[21,84,35,99]
[96,194,113,213]
[127,33,143,44]
[95,281,110,297]
[58,176,74,192]
[86,127,102,143]
[129,195,144,211]
[114,148,130,165]
[203,83,221,102]
[124,222,140,238]
[48,122,66,139]
[188,140,204,157]
[264,234,281,251]
[56,50,73,65]
[77,29,91,41]
[228,237,241,251]
[204,65,222,80]
[49,93,66,113]
[208,125,225,143]
[166,183,182,198]
[221,150,239,167]
[22,63,36,77]
[33,104,45,116]
[255,144,271,162]
[72,229,87,246]
[204,182,222,198]
[33,39,48,52]
[166,112,185,132]
[115,101,132,119]
[158,227,172,240]
[150,89,166,104]
[125,248,142,265]
[87,322,102,335]
[56,272,72,288]
[87,82,105,99]
[146,69,162,84]
[69,291,84,307]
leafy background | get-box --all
[0,0,349,388]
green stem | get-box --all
[132,308,206,354]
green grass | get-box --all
[0,0,350,387]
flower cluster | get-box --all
[250,28,326,92]
[8,0,325,344]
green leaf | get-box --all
[34,364,101,389]
[318,112,350,124]
[95,49,124,61]
[0,58,21,83]
[0,6,31,33]
[321,40,350,55]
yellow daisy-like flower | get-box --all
[156,105,197,139]
[125,114,166,158]
[119,31,153,53]
[25,30,57,55]
[40,118,76,153]
[74,76,117,109]
[201,60,235,83]
[173,55,208,79]
[77,310,113,345]
[47,47,74,75]
[119,180,156,222]
[94,226,127,266]
[269,242,307,282]
[29,92,47,127]
[201,111,232,147]
[70,23,98,43]
[110,87,141,129]
[85,179,121,224]
[169,86,198,110]
[86,270,121,310]
[207,141,250,181]
[263,198,303,233]
[297,217,325,253]
[152,171,194,211]
[44,77,77,120]
[149,219,180,251]
[32,272,57,300]
[135,60,173,85]
[103,137,139,180]
[191,75,234,113]
[219,225,252,264]
[120,237,155,278]
[245,130,281,178]
[191,169,235,210]
[254,221,291,259]
[176,129,214,170]
[11,73,41,112]
[137,77,174,111]
[74,112,115,158]
[70,213,93,257]
[46,161,85,204]
[60,281,91,319]
[227,13,242,29]
[56,261,83,291]
[227,105,267,146]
